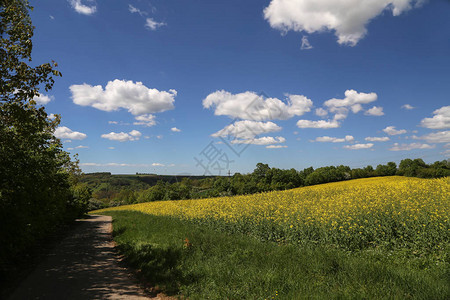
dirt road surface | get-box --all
[8,215,156,299]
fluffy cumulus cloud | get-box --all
[308,90,378,123]
[315,108,328,117]
[296,119,340,129]
[134,114,156,127]
[212,121,285,146]
[101,130,142,142]
[55,126,87,140]
[365,106,384,116]
[313,135,354,143]
[324,90,377,116]
[33,94,54,105]
[171,127,181,132]
[389,143,435,151]
[383,126,407,135]
[231,136,286,146]
[365,136,390,142]
[69,0,96,15]
[211,120,281,140]
[145,18,166,30]
[414,131,450,143]
[263,0,425,46]
[343,143,374,150]
[420,106,450,129]
[70,79,176,116]
[203,90,312,121]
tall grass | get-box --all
[104,211,449,299]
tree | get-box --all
[398,158,427,177]
[0,0,80,277]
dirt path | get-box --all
[8,215,154,299]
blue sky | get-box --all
[30,0,450,175]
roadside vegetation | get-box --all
[0,1,90,293]
[95,176,450,299]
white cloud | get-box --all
[263,0,424,46]
[70,79,176,116]
[152,163,165,167]
[389,143,435,151]
[315,108,328,117]
[108,147,115,150]
[365,106,384,116]
[211,120,281,140]
[171,127,181,132]
[313,135,354,143]
[402,104,415,110]
[365,136,390,142]
[324,90,377,116]
[330,107,349,121]
[156,135,163,139]
[231,136,286,146]
[33,93,54,105]
[420,106,450,129]
[414,131,450,143]
[266,145,288,149]
[134,114,156,127]
[108,120,131,126]
[101,130,142,142]
[69,145,88,150]
[441,149,450,157]
[69,0,96,15]
[300,36,313,50]
[383,126,407,135]
[48,113,56,120]
[343,143,374,150]
[203,90,313,121]
[296,119,340,129]
[145,18,166,30]
[50,15,55,20]
[129,4,147,16]
[55,126,87,140]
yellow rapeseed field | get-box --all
[94,176,449,250]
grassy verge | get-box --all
[101,210,449,299]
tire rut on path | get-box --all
[9,215,153,299]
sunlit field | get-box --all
[94,176,449,254]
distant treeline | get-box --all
[86,158,450,210]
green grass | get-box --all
[101,211,449,299]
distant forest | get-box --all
[85,158,450,210]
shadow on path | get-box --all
[8,215,151,299]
